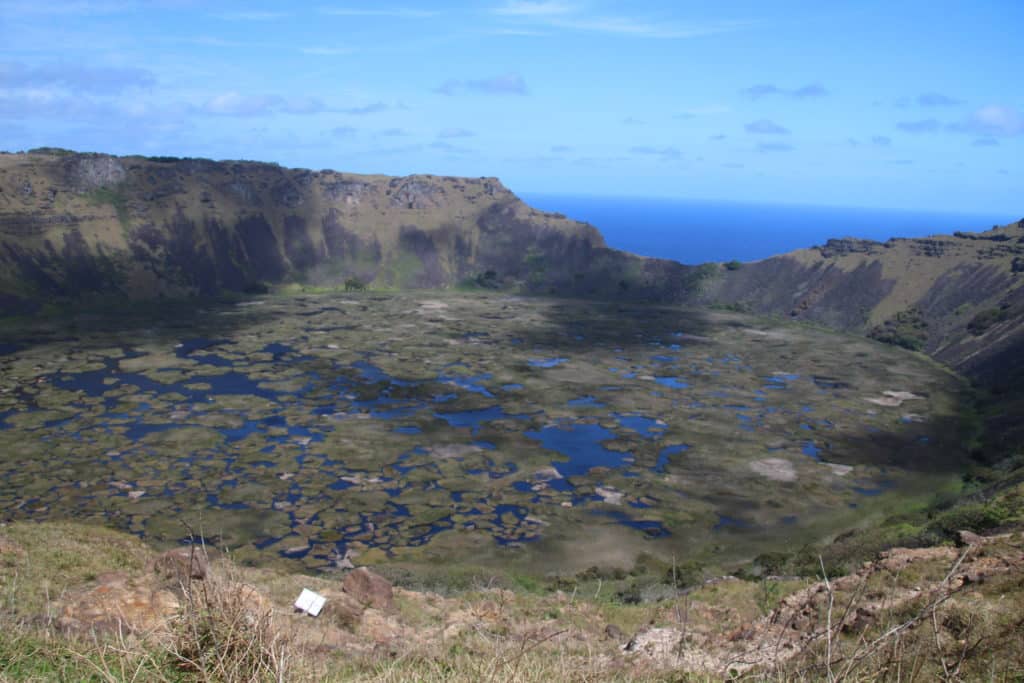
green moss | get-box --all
[967,306,1010,335]
[86,186,130,232]
[868,307,928,351]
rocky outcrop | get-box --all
[704,221,1024,393]
[341,566,394,611]
[56,571,180,640]
[1,150,669,308]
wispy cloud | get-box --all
[215,11,289,21]
[745,119,790,135]
[1,1,135,16]
[972,137,998,147]
[674,105,730,119]
[299,46,354,56]
[0,61,155,94]
[341,101,389,115]
[896,118,940,133]
[201,92,284,116]
[492,2,750,38]
[917,92,963,107]
[435,73,528,96]
[200,92,330,117]
[741,83,828,99]
[438,127,475,138]
[871,135,892,147]
[550,144,572,153]
[949,105,1024,137]
[331,126,357,137]
[430,140,475,155]
[757,142,794,152]
[621,116,644,125]
[377,127,408,137]
[630,145,681,161]
[320,7,440,18]
[493,1,576,16]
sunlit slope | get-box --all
[1,150,699,308]
[705,221,1024,389]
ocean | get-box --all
[520,193,1019,265]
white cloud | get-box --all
[299,46,354,56]
[199,92,330,117]
[319,7,440,18]
[491,2,751,38]
[964,105,1024,136]
[435,73,528,96]
[0,61,155,94]
[439,127,475,138]
[215,11,289,21]
[493,1,577,16]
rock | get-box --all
[56,573,180,640]
[624,627,683,659]
[320,589,365,628]
[150,545,209,583]
[358,608,404,644]
[595,486,624,505]
[342,567,394,610]
[957,530,985,547]
[0,535,25,561]
[605,623,625,641]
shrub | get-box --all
[868,308,928,350]
[967,306,1010,335]
[170,556,290,681]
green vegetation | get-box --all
[724,259,742,271]
[344,277,367,291]
[868,307,928,351]
[967,305,1010,335]
[86,185,131,232]
[26,147,77,156]
[457,270,501,291]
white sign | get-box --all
[294,588,326,617]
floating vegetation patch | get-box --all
[0,292,964,572]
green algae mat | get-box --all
[0,293,967,574]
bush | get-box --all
[967,306,1010,335]
[868,308,928,350]
[171,556,290,681]
[724,259,743,271]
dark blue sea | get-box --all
[520,193,1018,265]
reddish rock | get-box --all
[150,545,209,584]
[342,567,394,611]
[320,589,365,628]
[56,573,180,640]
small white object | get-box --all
[294,588,326,617]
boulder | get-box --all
[150,545,209,584]
[358,608,404,644]
[320,589,365,628]
[0,535,26,564]
[56,573,180,640]
[957,530,985,547]
[342,567,394,611]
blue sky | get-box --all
[0,0,1020,213]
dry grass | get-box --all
[3,522,1024,682]
[168,552,291,682]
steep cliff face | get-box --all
[704,222,1024,392]
[0,150,657,310]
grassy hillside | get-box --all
[704,222,1024,397]
[1,150,707,311]
[2,490,1022,681]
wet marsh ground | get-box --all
[0,292,968,577]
